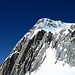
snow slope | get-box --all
[31,46,75,75]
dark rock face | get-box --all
[2,53,19,75]
[0,21,52,75]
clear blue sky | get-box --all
[0,0,75,64]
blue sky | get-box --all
[0,0,75,64]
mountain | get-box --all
[0,18,75,75]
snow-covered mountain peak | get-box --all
[37,18,61,27]
[35,18,74,34]
[1,18,75,75]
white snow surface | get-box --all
[31,46,75,75]
[41,22,72,34]
[37,18,74,34]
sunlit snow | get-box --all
[31,47,75,75]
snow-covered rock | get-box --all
[0,18,75,75]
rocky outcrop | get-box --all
[52,25,75,67]
[0,18,52,75]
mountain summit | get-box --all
[0,18,75,75]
